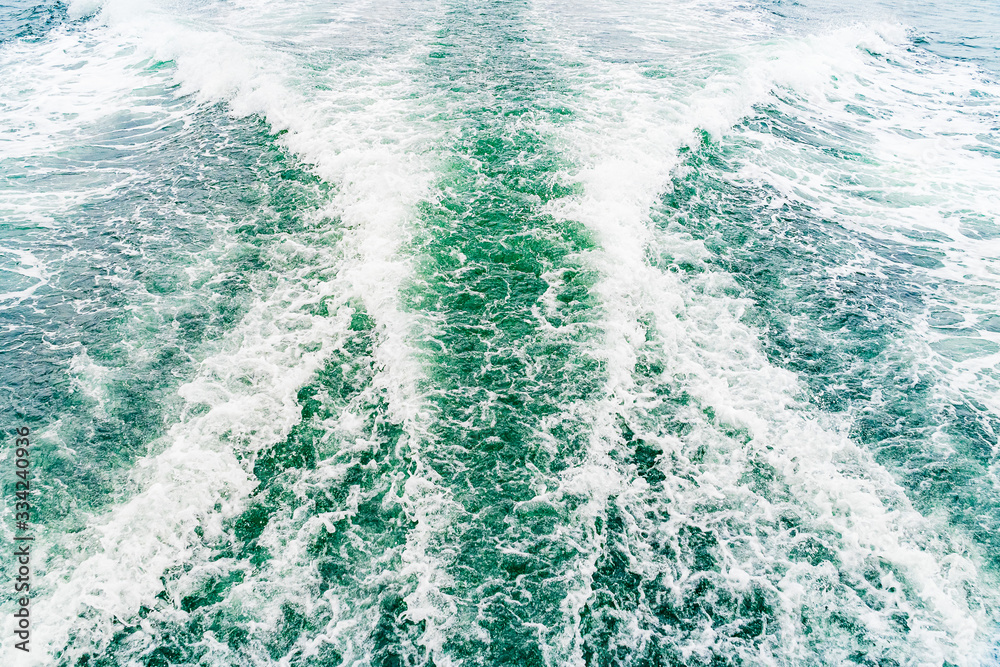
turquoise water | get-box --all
[1,0,999,665]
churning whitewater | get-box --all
[1,0,999,665]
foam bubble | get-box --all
[530,2,999,662]
[1,0,450,663]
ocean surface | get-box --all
[1,0,999,665]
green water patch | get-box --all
[0,0,71,44]
[409,105,601,665]
[394,3,607,664]
[654,129,1000,575]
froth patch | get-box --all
[532,4,998,663]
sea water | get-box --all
[0,0,998,665]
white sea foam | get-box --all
[1,0,456,664]
[2,0,998,664]
[531,1,999,663]
[0,247,47,307]
[724,29,1000,418]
